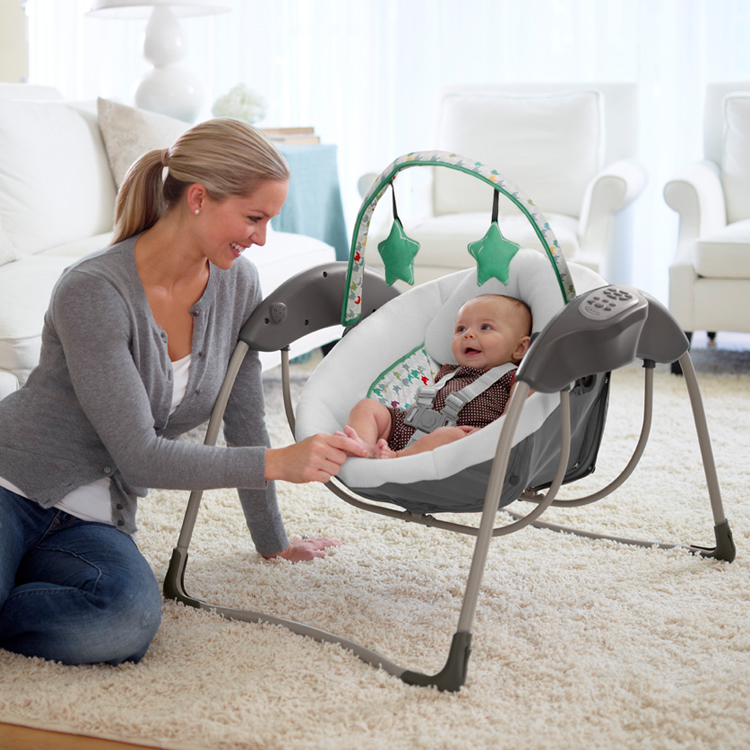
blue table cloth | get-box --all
[272,144,349,261]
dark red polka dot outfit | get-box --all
[386,364,516,451]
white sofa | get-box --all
[664,82,750,343]
[362,83,646,287]
[0,84,340,400]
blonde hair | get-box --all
[113,118,290,244]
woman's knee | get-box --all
[97,560,162,664]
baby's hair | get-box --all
[470,293,532,334]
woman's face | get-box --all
[195,179,289,270]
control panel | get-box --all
[579,286,641,322]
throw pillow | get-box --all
[97,98,188,188]
[433,90,604,219]
[722,93,750,225]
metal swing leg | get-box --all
[163,343,408,679]
[677,352,735,561]
[507,355,734,562]
[163,348,567,692]
[402,383,573,690]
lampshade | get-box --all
[87,0,231,18]
[87,0,231,122]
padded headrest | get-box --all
[424,248,568,365]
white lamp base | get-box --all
[135,64,203,122]
[134,5,202,122]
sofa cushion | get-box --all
[40,231,114,258]
[0,230,336,388]
[433,90,604,219]
[98,98,189,188]
[0,255,75,385]
[722,93,750,225]
[0,369,19,400]
[0,98,116,262]
[695,218,750,278]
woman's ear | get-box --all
[186,183,208,215]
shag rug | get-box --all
[1,341,749,750]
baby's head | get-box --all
[451,294,532,370]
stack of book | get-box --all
[260,126,320,145]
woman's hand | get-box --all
[264,433,366,484]
[262,535,342,563]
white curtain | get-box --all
[25,0,750,300]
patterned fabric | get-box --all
[387,364,516,452]
[367,345,442,412]
[97,98,188,188]
[342,150,576,325]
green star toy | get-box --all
[468,220,520,286]
[377,217,421,287]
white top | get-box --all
[0,354,192,524]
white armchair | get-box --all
[664,83,750,357]
[362,83,646,286]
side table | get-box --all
[272,144,349,261]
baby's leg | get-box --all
[376,425,476,459]
[340,399,394,458]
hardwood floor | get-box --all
[0,722,161,750]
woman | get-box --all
[0,118,365,666]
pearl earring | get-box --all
[194,209,200,215]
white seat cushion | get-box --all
[433,90,604,218]
[252,227,337,295]
[722,94,750,225]
[0,369,19,400]
[0,98,116,261]
[0,256,75,385]
[404,211,580,265]
[695,219,750,278]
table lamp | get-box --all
[87,0,231,122]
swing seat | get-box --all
[295,250,610,515]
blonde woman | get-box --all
[0,119,365,665]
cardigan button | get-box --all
[103,466,112,475]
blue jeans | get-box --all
[0,486,161,665]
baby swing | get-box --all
[163,151,735,692]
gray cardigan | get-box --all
[0,236,288,553]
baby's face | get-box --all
[451,297,530,370]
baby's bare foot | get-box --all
[374,438,399,459]
[341,425,376,458]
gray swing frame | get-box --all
[163,152,735,692]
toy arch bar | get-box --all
[342,150,577,326]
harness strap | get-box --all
[404,363,515,447]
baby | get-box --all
[340,293,532,459]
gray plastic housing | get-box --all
[517,285,690,393]
[239,262,400,352]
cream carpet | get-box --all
[1,340,749,750]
